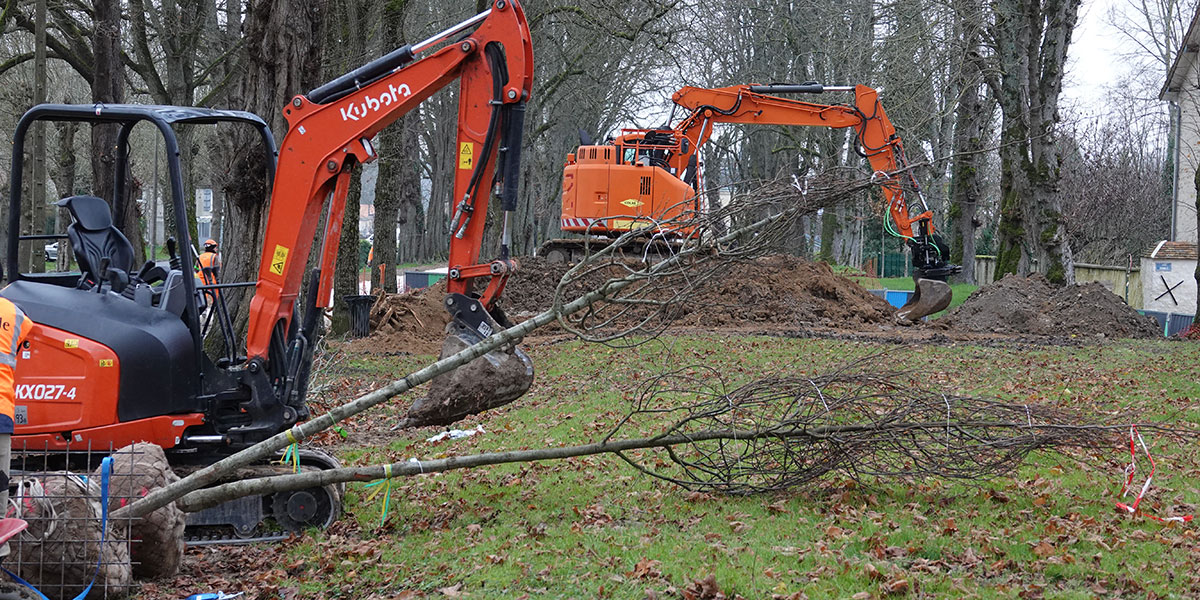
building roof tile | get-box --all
[1145,241,1199,260]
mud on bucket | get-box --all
[343,294,375,338]
[398,293,534,429]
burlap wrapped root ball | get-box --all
[9,473,132,600]
[96,443,185,579]
[0,581,43,599]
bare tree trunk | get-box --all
[330,172,361,335]
[218,0,323,333]
[948,0,988,284]
[373,128,401,293]
[990,0,1080,284]
[26,0,46,274]
[91,0,145,265]
[52,120,78,272]
[369,2,404,292]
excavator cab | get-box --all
[1,104,293,452]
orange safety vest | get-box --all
[197,251,221,285]
[0,299,30,432]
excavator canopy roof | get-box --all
[15,103,269,127]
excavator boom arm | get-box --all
[668,84,932,239]
[246,0,533,360]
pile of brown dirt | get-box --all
[937,273,1159,339]
[342,284,450,356]
[503,254,895,330]
[347,254,895,353]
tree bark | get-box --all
[91,0,146,265]
[216,0,323,334]
[330,171,361,335]
[26,0,46,274]
[990,0,1080,284]
[948,0,988,284]
[52,120,78,271]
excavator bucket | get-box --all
[895,278,953,324]
[401,295,534,429]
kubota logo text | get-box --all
[340,83,412,121]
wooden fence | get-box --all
[973,256,1143,309]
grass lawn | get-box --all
[263,334,1200,599]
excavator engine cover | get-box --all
[895,278,953,324]
[404,294,534,428]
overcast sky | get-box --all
[1062,0,1124,111]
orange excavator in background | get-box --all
[545,83,961,322]
[1,0,533,541]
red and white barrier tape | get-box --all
[1115,425,1193,524]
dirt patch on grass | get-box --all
[350,255,896,348]
[503,254,895,330]
[347,256,1159,345]
[342,283,450,356]
[936,273,1158,339]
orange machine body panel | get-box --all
[11,322,204,451]
[561,130,702,238]
[14,321,120,433]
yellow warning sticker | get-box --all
[99,359,114,367]
[270,245,289,276]
[620,198,644,208]
[458,142,474,169]
[64,339,78,349]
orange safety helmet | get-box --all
[204,239,218,251]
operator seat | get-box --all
[56,195,134,288]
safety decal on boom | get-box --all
[64,339,78,349]
[620,199,644,208]
[459,142,474,169]
[270,245,290,276]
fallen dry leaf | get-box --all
[439,583,465,598]
[1031,541,1055,558]
[882,578,909,595]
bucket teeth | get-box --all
[896,278,953,324]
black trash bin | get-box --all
[343,294,375,338]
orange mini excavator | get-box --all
[1,0,533,541]
[547,83,961,322]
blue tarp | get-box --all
[869,289,915,309]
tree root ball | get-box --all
[8,473,132,600]
[95,443,186,580]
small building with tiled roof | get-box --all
[1141,241,1197,315]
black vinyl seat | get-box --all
[56,195,134,287]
